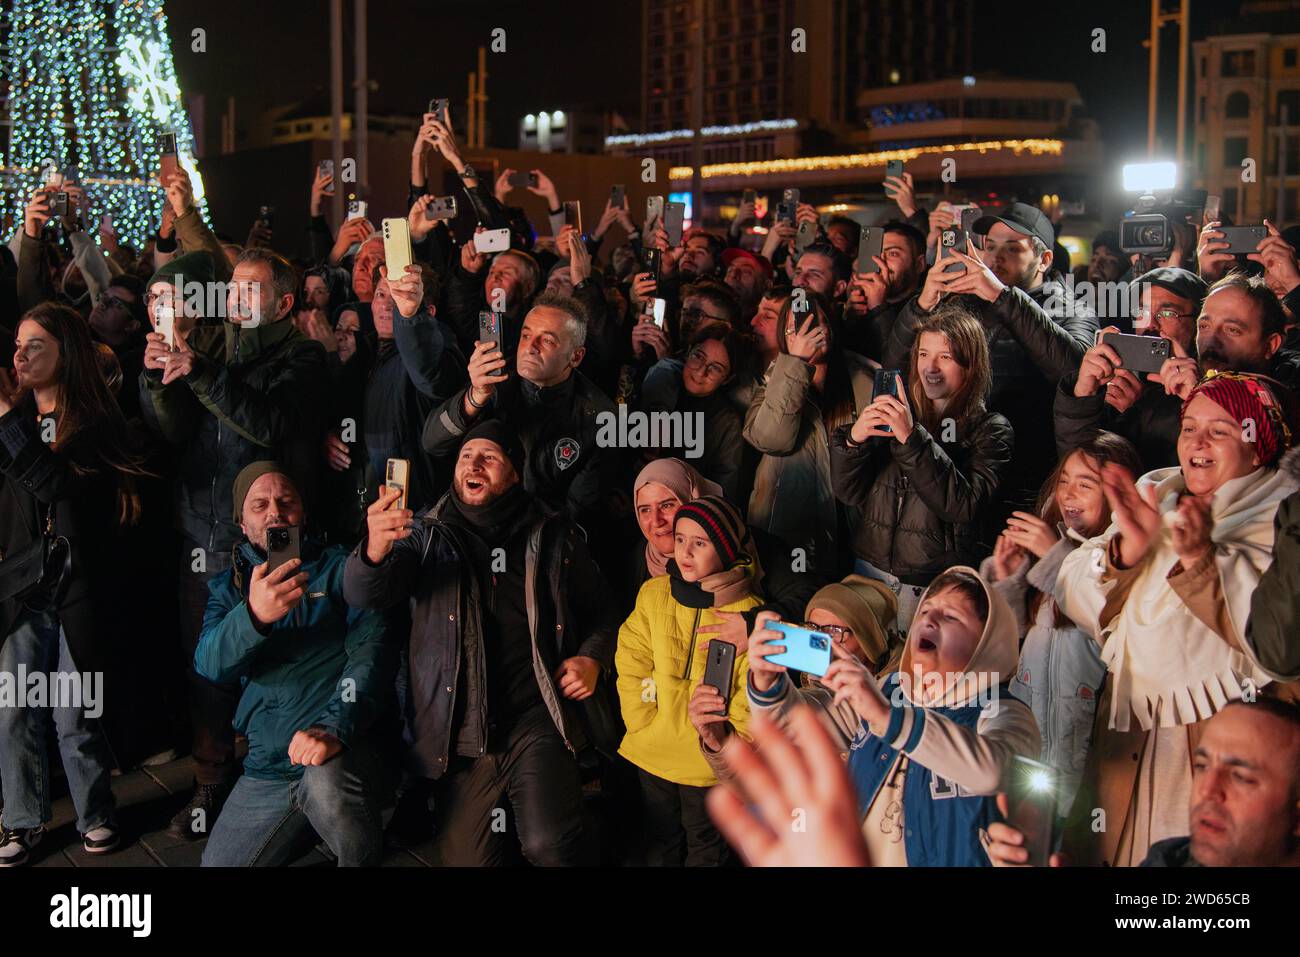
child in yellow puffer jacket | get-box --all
[616,494,760,866]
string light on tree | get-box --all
[1,0,207,250]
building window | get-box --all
[1223,187,1238,219]
[1221,50,1256,77]
[1224,136,1249,167]
[1199,56,1206,77]
[1278,89,1300,122]
[1225,91,1250,118]
[1285,48,1297,68]
[1199,96,1206,123]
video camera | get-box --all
[1117,161,1205,257]
[1119,188,1206,257]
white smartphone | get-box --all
[155,301,176,348]
[100,213,115,234]
[382,217,413,279]
[475,227,511,253]
[347,199,368,221]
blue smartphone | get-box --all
[763,621,832,678]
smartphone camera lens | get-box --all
[812,636,828,650]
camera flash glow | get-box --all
[1029,769,1052,793]
[1122,161,1177,193]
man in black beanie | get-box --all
[344,421,621,865]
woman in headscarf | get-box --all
[1055,371,1300,867]
[626,458,821,646]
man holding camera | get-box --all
[343,423,620,865]
[196,462,394,866]
[139,246,330,840]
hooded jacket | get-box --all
[745,568,1039,867]
[194,539,393,780]
[138,316,330,552]
[616,568,761,788]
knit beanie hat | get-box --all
[462,420,527,479]
[148,250,216,291]
[805,575,898,666]
[674,495,748,569]
[232,460,291,522]
[1184,371,1293,468]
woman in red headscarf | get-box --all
[1055,371,1300,866]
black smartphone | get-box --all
[643,247,662,283]
[782,187,800,208]
[741,188,757,208]
[1100,331,1174,374]
[51,191,69,218]
[265,525,301,575]
[856,226,884,274]
[159,131,178,156]
[610,184,625,209]
[1005,756,1058,868]
[776,200,796,225]
[508,170,537,189]
[873,368,902,433]
[701,640,736,716]
[258,205,275,229]
[1217,225,1269,255]
[884,159,904,196]
[424,195,457,221]
[940,227,968,273]
[64,163,79,185]
[663,201,685,247]
[563,200,583,237]
[478,309,502,353]
[428,97,449,128]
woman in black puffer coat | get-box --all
[830,302,1014,636]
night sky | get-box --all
[165,0,1231,164]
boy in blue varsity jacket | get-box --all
[742,566,1039,866]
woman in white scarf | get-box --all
[1054,371,1299,866]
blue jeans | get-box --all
[0,610,117,833]
[201,742,391,866]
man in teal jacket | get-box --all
[196,461,395,866]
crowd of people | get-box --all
[0,104,1298,868]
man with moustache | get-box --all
[343,423,620,866]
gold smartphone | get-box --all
[382,217,413,279]
[385,458,410,511]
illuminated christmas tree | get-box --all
[1,0,206,250]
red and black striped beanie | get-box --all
[1184,371,1293,468]
[673,495,748,568]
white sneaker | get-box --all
[83,825,120,855]
[0,824,45,867]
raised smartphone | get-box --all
[1100,331,1173,374]
[856,226,884,274]
[763,621,832,678]
[265,525,301,575]
[385,458,411,512]
[701,639,737,716]
[381,217,413,278]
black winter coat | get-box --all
[829,410,1014,584]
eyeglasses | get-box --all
[681,304,727,325]
[804,622,854,644]
[97,293,131,311]
[1135,306,1194,321]
[685,348,729,379]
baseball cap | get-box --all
[1131,266,1208,309]
[971,202,1054,249]
[721,247,775,281]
